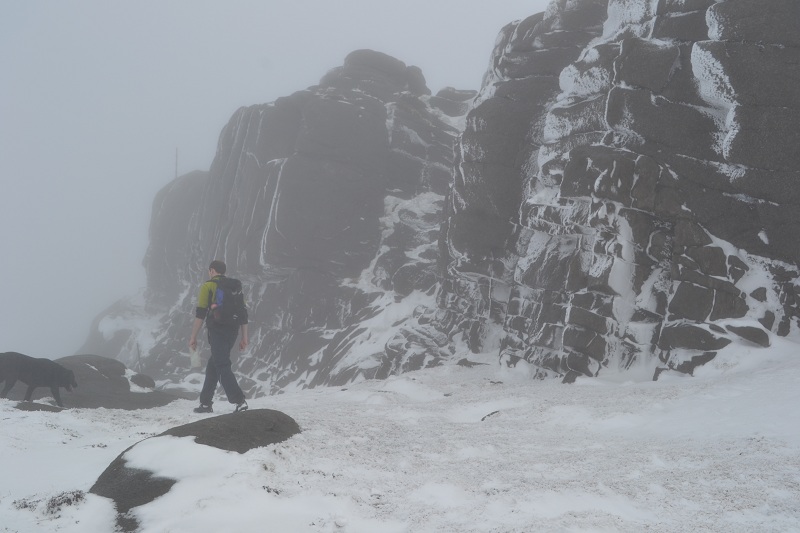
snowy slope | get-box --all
[2,339,800,532]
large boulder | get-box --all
[90,409,300,532]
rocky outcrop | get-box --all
[82,0,800,391]
[439,0,800,381]
[80,50,475,395]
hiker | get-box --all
[189,259,249,413]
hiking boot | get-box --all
[235,400,248,412]
[193,404,213,413]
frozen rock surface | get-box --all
[82,1,800,390]
[441,0,800,382]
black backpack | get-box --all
[207,276,248,327]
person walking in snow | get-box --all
[189,259,249,413]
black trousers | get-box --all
[199,326,245,405]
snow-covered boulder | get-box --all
[89,409,299,532]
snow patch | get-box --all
[691,44,735,107]
[4,347,800,531]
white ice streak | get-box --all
[558,47,613,100]
[691,44,735,107]
[259,158,288,267]
[602,0,658,40]
[705,3,725,41]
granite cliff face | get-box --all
[441,0,800,382]
[82,0,800,393]
[81,49,475,395]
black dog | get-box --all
[0,352,78,407]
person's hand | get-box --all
[239,337,249,351]
[189,338,197,351]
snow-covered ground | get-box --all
[2,338,800,533]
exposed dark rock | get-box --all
[160,408,300,454]
[80,48,469,393]
[130,373,156,389]
[659,325,732,351]
[707,0,800,47]
[726,325,770,348]
[750,287,767,303]
[437,0,795,381]
[672,352,718,376]
[81,0,798,389]
[456,358,487,368]
[58,355,176,410]
[90,409,299,532]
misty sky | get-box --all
[0,0,550,357]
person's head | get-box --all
[208,260,226,276]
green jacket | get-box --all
[195,275,223,320]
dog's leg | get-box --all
[1,378,17,398]
[24,385,37,402]
[51,387,64,407]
